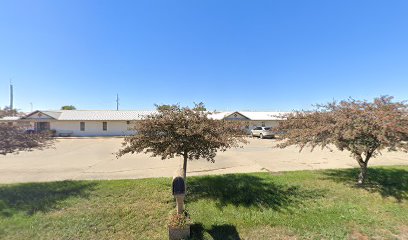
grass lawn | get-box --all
[0,166,407,240]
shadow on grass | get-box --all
[190,223,241,240]
[0,181,96,217]
[187,174,325,210]
[323,167,408,202]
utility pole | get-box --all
[9,80,14,111]
[116,94,119,111]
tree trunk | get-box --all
[182,153,188,180]
[355,154,369,185]
[182,152,188,192]
[358,162,367,185]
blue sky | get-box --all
[1,0,407,112]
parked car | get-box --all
[250,127,274,139]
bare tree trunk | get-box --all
[355,153,370,185]
[182,152,188,195]
[358,161,368,185]
[182,153,188,180]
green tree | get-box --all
[275,96,408,184]
[117,103,247,183]
[192,102,207,111]
[154,104,179,112]
[61,105,76,110]
[2,106,17,116]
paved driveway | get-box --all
[0,138,407,183]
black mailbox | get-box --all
[172,176,185,195]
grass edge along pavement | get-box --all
[0,166,407,239]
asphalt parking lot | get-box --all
[0,137,407,183]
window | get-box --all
[103,122,107,131]
[80,122,85,131]
[261,122,265,127]
[36,122,50,132]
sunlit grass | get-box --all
[1,166,407,239]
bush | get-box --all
[168,210,191,228]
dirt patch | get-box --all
[396,226,408,240]
[243,226,297,240]
[349,230,369,240]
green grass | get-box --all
[0,166,407,239]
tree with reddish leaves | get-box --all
[275,96,408,184]
[117,103,247,183]
[0,108,53,155]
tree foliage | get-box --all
[61,105,76,110]
[117,103,247,180]
[192,102,207,112]
[275,96,408,184]
[2,106,17,116]
[154,104,179,112]
[0,108,53,155]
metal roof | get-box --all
[41,111,63,119]
[24,110,157,121]
[209,111,287,120]
[239,111,287,120]
[208,112,234,120]
[0,116,21,121]
[21,110,286,121]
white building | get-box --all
[0,116,31,128]
[12,110,286,137]
[209,111,286,133]
[20,110,155,137]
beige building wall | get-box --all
[51,120,136,137]
[249,120,279,128]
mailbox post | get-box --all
[169,169,190,240]
[172,171,186,214]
